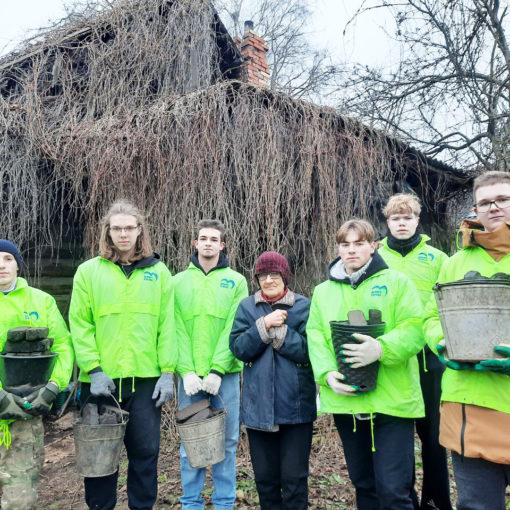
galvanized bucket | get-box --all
[177,404,226,469]
[434,278,510,361]
[73,396,129,477]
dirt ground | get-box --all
[36,403,455,510]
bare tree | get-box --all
[340,0,510,171]
[214,0,342,100]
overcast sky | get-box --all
[0,0,399,68]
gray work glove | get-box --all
[0,389,33,420]
[26,381,59,415]
[152,373,174,407]
[90,370,116,396]
[202,373,222,396]
[182,372,203,396]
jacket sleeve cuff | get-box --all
[209,369,224,378]
[271,325,288,350]
[88,366,103,375]
[256,317,275,344]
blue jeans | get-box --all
[178,373,240,510]
[452,452,510,510]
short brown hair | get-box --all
[99,200,153,262]
[473,171,510,202]
[196,219,226,242]
[382,193,421,218]
[336,219,376,244]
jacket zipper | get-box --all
[460,403,466,460]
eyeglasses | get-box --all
[109,225,139,234]
[257,272,282,281]
[474,197,510,213]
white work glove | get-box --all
[202,373,222,395]
[182,372,203,396]
[341,333,382,368]
[152,373,174,407]
[326,371,357,396]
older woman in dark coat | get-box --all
[229,251,316,510]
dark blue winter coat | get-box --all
[229,290,317,431]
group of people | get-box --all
[0,169,508,510]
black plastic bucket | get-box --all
[329,321,386,392]
[0,353,58,396]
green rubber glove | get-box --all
[26,382,59,415]
[475,345,510,376]
[0,390,33,420]
[437,342,476,371]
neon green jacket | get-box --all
[307,254,425,418]
[173,258,248,376]
[0,278,74,391]
[69,256,176,382]
[423,246,510,414]
[379,235,448,306]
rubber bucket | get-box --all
[330,321,386,392]
[0,353,58,396]
[73,397,129,477]
[177,408,226,468]
[434,278,510,361]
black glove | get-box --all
[26,382,60,415]
[0,389,33,420]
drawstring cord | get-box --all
[370,413,375,452]
[422,349,428,373]
[119,377,123,403]
[352,414,356,432]
[0,421,12,450]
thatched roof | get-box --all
[0,0,470,290]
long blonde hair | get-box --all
[99,200,153,262]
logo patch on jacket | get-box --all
[371,285,388,297]
[220,278,235,289]
[23,311,39,321]
[418,252,434,262]
[144,271,158,281]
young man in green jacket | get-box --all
[173,219,248,510]
[307,219,425,510]
[0,239,74,510]
[69,200,176,510]
[379,194,452,510]
[424,171,510,510]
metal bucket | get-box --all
[434,278,510,361]
[177,408,226,468]
[73,397,129,477]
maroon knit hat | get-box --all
[254,251,290,284]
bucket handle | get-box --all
[79,393,127,422]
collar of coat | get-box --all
[328,250,388,286]
[254,289,295,307]
[190,251,229,275]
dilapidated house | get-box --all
[0,0,469,307]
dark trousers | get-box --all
[81,378,162,510]
[334,413,415,510]
[412,360,452,510]
[452,452,510,510]
[247,422,313,510]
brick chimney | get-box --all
[233,21,270,88]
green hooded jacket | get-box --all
[1,278,74,437]
[379,235,449,306]
[307,253,425,418]
[69,256,176,382]
[1,277,74,391]
[423,245,510,414]
[173,254,248,376]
